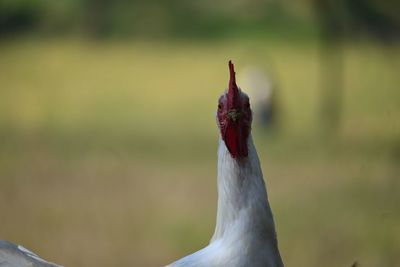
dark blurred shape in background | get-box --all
[314,0,400,135]
[0,1,399,267]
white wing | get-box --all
[0,241,63,267]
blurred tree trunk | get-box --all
[314,0,345,136]
[84,0,112,38]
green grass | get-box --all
[0,38,399,267]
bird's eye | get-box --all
[218,104,222,110]
[245,102,250,109]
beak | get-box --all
[223,61,248,158]
[227,109,242,123]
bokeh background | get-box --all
[0,1,399,266]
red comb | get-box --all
[228,60,239,108]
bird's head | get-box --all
[217,61,252,158]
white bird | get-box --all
[0,240,63,267]
[166,61,284,267]
[238,65,276,127]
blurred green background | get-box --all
[0,0,399,266]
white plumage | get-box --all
[0,240,63,267]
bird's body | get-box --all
[0,240,63,267]
[167,61,283,267]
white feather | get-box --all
[0,241,63,267]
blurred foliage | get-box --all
[1,0,398,40]
[0,0,41,34]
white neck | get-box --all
[211,134,283,265]
[168,134,284,267]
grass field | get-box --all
[0,38,399,267]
